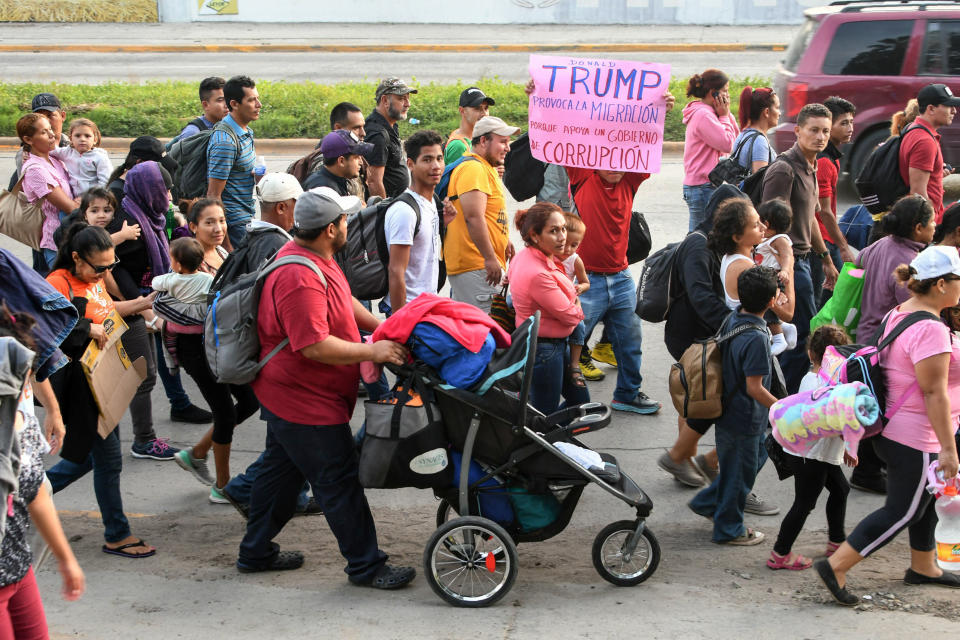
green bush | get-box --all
[0,76,771,142]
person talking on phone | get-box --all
[681,69,740,232]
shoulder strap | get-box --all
[212,121,241,149]
[393,191,422,237]
[873,309,939,351]
[59,273,74,301]
[446,155,480,202]
[714,312,768,343]
[730,129,762,161]
[189,117,207,131]
[257,255,327,289]
[903,123,937,143]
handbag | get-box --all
[626,211,652,264]
[358,374,452,489]
[489,284,516,334]
[708,130,762,188]
[764,432,796,480]
[0,176,45,250]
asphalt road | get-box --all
[4,148,959,637]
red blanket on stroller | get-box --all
[372,293,511,351]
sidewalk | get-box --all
[0,22,794,51]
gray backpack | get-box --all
[167,121,239,202]
[204,255,326,385]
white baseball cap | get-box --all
[910,245,960,280]
[256,172,303,203]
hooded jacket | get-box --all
[681,100,739,186]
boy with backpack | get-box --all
[688,266,779,545]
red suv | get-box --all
[771,0,960,178]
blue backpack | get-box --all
[409,322,495,389]
[435,155,479,202]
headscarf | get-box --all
[123,161,170,282]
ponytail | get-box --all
[51,222,114,274]
[738,85,777,130]
[686,69,728,99]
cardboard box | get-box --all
[79,310,147,439]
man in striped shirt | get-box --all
[207,75,261,250]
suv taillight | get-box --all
[787,81,808,120]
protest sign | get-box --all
[527,54,671,173]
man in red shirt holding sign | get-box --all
[900,83,959,223]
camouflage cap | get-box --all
[375,77,418,102]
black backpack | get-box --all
[855,124,936,214]
[503,132,547,201]
[335,193,446,300]
[635,230,705,322]
[740,158,776,206]
[167,121,239,202]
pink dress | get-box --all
[20,153,73,251]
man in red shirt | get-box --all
[237,188,415,590]
[567,168,661,414]
[900,83,959,223]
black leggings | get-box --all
[773,458,849,555]
[846,436,939,556]
[174,333,259,445]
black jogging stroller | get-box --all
[397,312,660,607]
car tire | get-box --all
[848,127,890,182]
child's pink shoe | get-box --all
[766,551,812,571]
[825,541,841,557]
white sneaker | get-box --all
[782,322,798,350]
[770,332,788,356]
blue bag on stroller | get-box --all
[410,322,496,389]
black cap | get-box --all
[918,84,960,111]
[129,136,178,174]
[459,87,495,108]
[31,93,62,113]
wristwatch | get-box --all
[817,250,830,260]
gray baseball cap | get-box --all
[294,187,362,231]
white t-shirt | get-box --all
[384,189,441,303]
[755,233,792,270]
[561,253,578,281]
[791,371,845,466]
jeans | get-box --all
[689,426,766,542]
[579,269,644,403]
[779,255,816,394]
[529,340,590,414]
[46,429,131,543]
[683,182,715,232]
[119,317,158,445]
[40,249,57,271]
[227,221,249,252]
[154,332,191,411]
[814,240,844,307]
[238,406,387,582]
[225,450,311,510]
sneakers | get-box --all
[692,454,718,483]
[209,485,230,504]
[591,341,618,367]
[657,452,706,488]
[219,486,250,520]
[611,392,661,415]
[579,349,605,381]
[130,438,179,461]
[718,528,765,546]
[744,492,780,516]
[170,404,213,424]
[174,449,214,486]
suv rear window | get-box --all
[920,20,960,76]
[822,19,913,75]
[783,17,818,72]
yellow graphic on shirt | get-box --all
[198,0,239,15]
[444,153,509,276]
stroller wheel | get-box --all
[592,520,660,587]
[424,516,518,607]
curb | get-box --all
[0,137,687,155]
[0,42,786,54]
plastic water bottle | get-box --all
[935,484,960,571]
[254,155,267,178]
[408,118,420,125]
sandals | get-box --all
[102,539,156,559]
[717,528,765,546]
[569,369,587,389]
[767,551,812,571]
[237,550,304,573]
[825,541,841,557]
[352,564,416,590]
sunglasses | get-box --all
[82,256,120,274]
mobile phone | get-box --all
[712,90,720,100]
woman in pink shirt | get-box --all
[16,113,77,270]
[681,69,739,232]
[816,245,960,605]
[507,202,588,414]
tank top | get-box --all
[719,253,753,310]
[754,233,792,270]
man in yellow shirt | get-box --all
[445,116,519,312]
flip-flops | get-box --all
[825,541,841,557]
[102,539,156,559]
[767,551,812,570]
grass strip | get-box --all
[0,76,770,143]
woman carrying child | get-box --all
[507,202,589,414]
[816,245,960,604]
[172,199,259,502]
[44,222,158,559]
[768,325,853,571]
